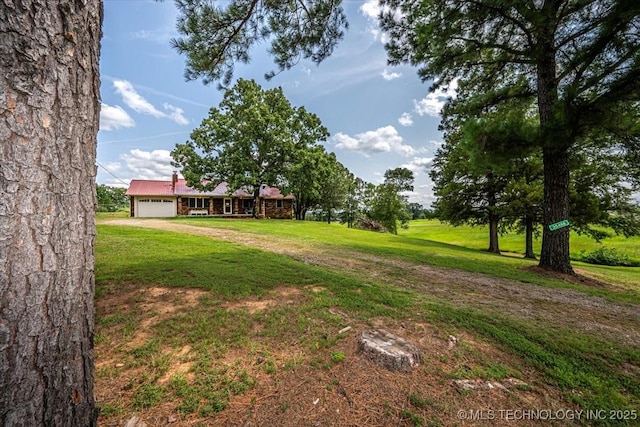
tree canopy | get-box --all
[380,0,640,273]
[171,78,329,216]
[367,167,414,234]
[172,0,349,87]
[96,184,128,212]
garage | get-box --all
[135,197,176,217]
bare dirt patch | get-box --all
[96,285,570,426]
[223,287,302,314]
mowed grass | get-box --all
[96,225,412,317]
[170,216,640,299]
[95,219,640,424]
[402,219,640,288]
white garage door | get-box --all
[136,198,176,217]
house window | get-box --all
[188,198,208,209]
[276,199,283,208]
[243,199,254,208]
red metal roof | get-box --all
[127,179,293,199]
[126,180,175,196]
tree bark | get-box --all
[539,147,573,273]
[524,215,536,259]
[535,16,573,274]
[487,214,501,254]
[293,200,307,220]
[486,188,500,254]
[0,1,102,425]
[253,188,260,218]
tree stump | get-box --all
[358,329,422,372]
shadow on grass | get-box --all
[96,225,413,318]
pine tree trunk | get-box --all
[487,188,500,254]
[524,215,536,259]
[539,147,573,273]
[487,214,501,254]
[0,1,102,425]
[536,24,573,274]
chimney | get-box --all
[172,171,178,192]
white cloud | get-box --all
[360,0,380,19]
[163,103,190,126]
[381,69,402,80]
[128,26,177,44]
[333,125,416,157]
[100,103,135,131]
[112,79,190,125]
[400,157,434,175]
[120,149,175,180]
[409,182,437,207]
[359,0,400,44]
[114,80,165,118]
[398,112,413,127]
[359,0,384,42]
[104,162,122,173]
[413,79,459,117]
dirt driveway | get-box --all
[102,219,640,347]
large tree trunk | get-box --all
[539,147,573,273]
[524,215,536,259]
[0,1,102,425]
[536,22,573,274]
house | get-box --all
[126,172,295,218]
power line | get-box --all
[96,160,130,187]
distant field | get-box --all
[401,219,640,262]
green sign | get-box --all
[549,219,570,231]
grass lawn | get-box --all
[166,216,640,296]
[95,215,640,426]
[401,219,640,263]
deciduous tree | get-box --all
[171,78,329,216]
[96,184,128,212]
[315,153,350,224]
[368,168,414,235]
[339,175,368,228]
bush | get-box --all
[356,218,387,232]
[579,247,639,267]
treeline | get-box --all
[300,165,420,235]
[95,184,128,212]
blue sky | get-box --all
[98,0,454,207]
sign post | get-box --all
[548,219,570,231]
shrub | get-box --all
[356,218,387,232]
[579,247,639,267]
